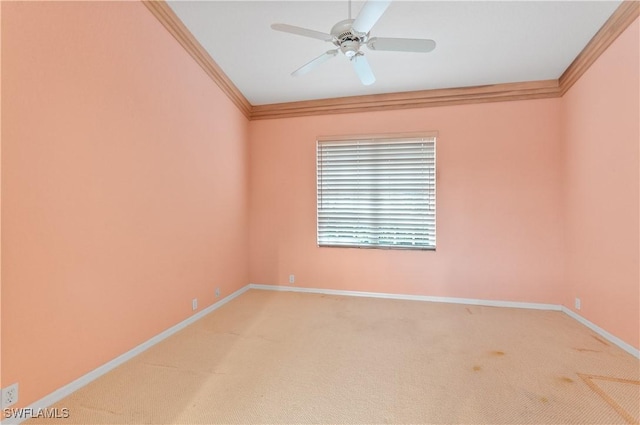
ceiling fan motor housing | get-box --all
[331,19,367,57]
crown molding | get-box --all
[559,0,640,96]
[142,0,252,119]
[251,80,561,120]
[142,0,638,121]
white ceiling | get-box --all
[167,1,621,105]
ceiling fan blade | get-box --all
[292,50,339,77]
[271,23,333,42]
[367,37,436,53]
[351,0,392,35]
[351,54,375,85]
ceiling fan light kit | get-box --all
[271,0,436,86]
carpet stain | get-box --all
[490,350,505,356]
[540,396,549,403]
[591,335,610,346]
[473,365,482,372]
[574,347,601,353]
[578,373,640,424]
[559,376,574,383]
[465,307,473,315]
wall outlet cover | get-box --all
[289,274,295,284]
[215,288,221,297]
[575,297,581,310]
[192,298,198,311]
[2,383,19,408]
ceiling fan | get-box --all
[271,0,436,86]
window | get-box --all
[317,134,436,250]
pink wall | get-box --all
[1,2,249,407]
[249,100,565,304]
[0,0,4,389]
[561,19,639,349]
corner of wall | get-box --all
[559,17,640,350]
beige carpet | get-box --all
[25,289,639,424]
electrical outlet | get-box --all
[575,297,581,310]
[215,288,220,297]
[192,298,198,311]
[2,383,19,408]
[289,274,295,284]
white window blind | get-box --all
[317,136,436,250]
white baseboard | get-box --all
[1,284,250,425]
[249,283,562,311]
[249,283,639,359]
[561,306,639,358]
